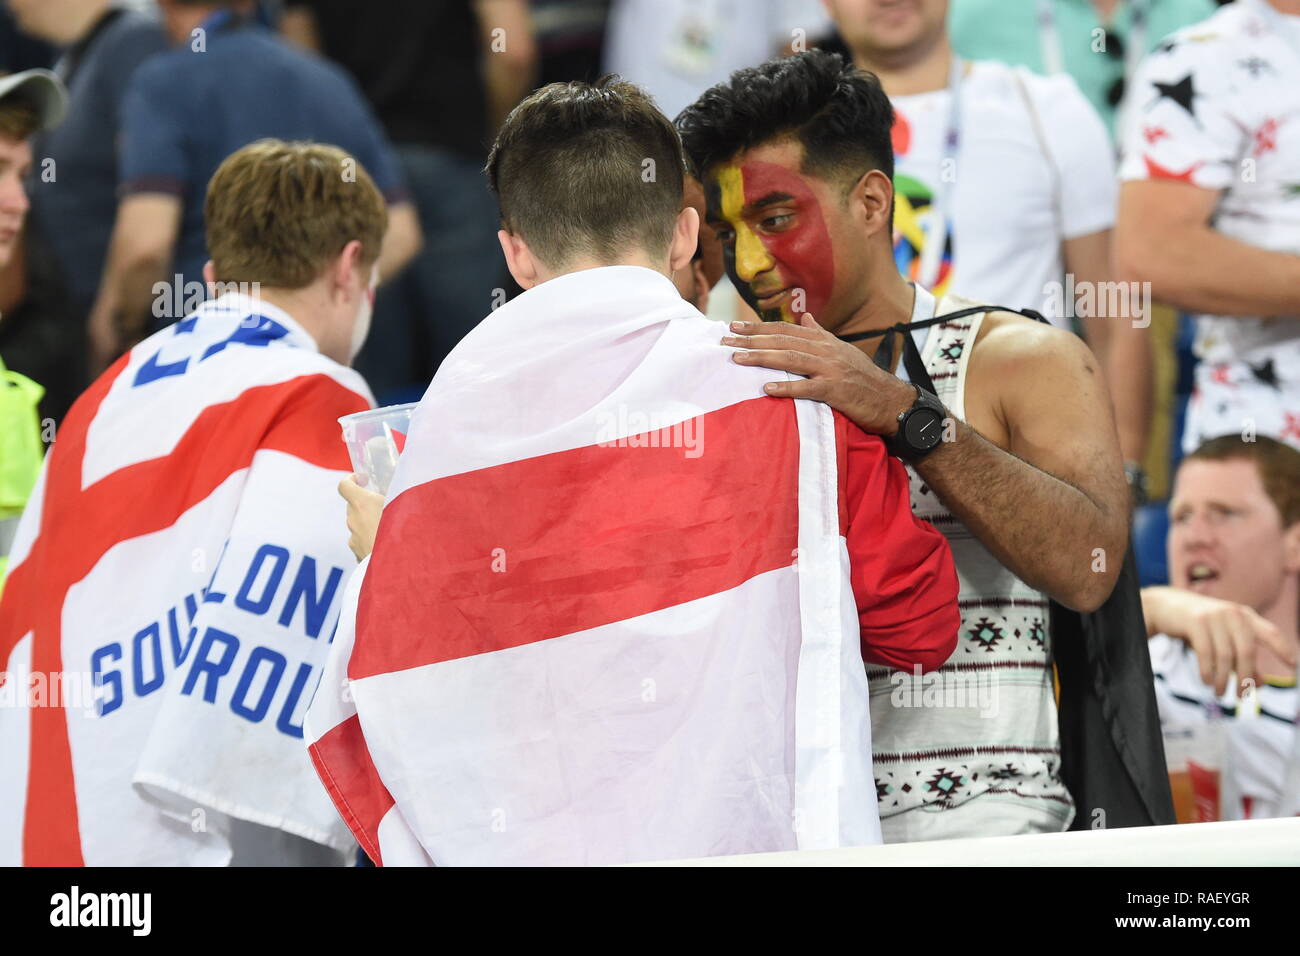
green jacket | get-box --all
[0,353,44,597]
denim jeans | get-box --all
[355,144,505,405]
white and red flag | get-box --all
[307,266,959,866]
[0,293,371,865]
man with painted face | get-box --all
[679,50,1173,842]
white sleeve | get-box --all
[1118,35,1245,191]
[1033,71,1119,239]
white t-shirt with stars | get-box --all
[1119,0,1300,450]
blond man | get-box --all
[0,140,381,866]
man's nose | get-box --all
[1176,510,1217,549]
[0,177,28,217]
[733,225,774,284]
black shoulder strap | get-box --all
[837,304,1049,395]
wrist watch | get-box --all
[1124,461,1149,507]
[887,383,948,462]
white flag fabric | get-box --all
[307,266,888,865]
[0,293,371,865]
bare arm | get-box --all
[473,0,538,133]
[376,202,422,285]
[726,315,1130,612]
[1116,179,1300,318]
[914,320,1130,611]
[87,194,181,372]
[1142,585,1294,694]
[1066,227,1151,464]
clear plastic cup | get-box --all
[1163,719,1225,824]
[338,403,418,495]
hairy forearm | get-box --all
[1118,224,1300,318]
[914,421,1125,612]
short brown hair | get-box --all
[0,101,39,142]
[485,77,686,268]
[1183,434,1300,526]
[204,140,387,289]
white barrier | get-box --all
[649,817,1300,866]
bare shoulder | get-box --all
[961,309,1110,447]
[971,310,1101,382]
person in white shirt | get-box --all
[1141,434,1300,820]
[1117,0,1300,454]
[826,0,1153,473]
[603,0,834,122]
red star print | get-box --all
[1253,118,1279,156]
[1210,364,1232,386]
[1283,412,1300,442]
[1144,155,1202,183]
[1143,125,1170,145]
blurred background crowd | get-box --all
[0,0,1266,581]
[0,0,1298,836]
[0,3,1295,616]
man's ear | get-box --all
[853,168,895,242]
[498,229,540,290]
[668,206,700,276]
[332,239,366,298]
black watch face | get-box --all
[903,407,944,451]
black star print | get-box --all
[1249,358,1280,390]
[1152,74,1196,116]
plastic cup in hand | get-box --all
[1163,719,1225,824]
[338,403,417,496]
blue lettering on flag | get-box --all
[181,627,240,703]
[235,544,290,615]
[230,646,287,723]
[131,315,290,388]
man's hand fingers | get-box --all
[731,348,831,377]
[1245,609,1294,667]
[1206,614,1236,697]
[760,377,829,400]
[1226,608,1259,690]
[1188,620,1216,689]
[722,332,834,355]
[729,319,826,341]
[338,475,363,503]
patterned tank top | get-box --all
[865,292,1076,840]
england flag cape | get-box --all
[306,266,882,866]
[0,293,372,865]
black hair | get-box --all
[675,50,894,195]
